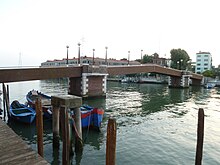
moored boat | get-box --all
[9,100,36,124]
[76,105,104,129]
[26,90,104,129]
[204,83,215,89]
[26,90,52,119]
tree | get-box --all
[170,48,190,70]
[212,67,220,79]
[142,54,153,64]
[202,70,216,78]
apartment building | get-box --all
[195,51,212,74]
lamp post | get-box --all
[66,45,69,65]
[187,59,191,71]
[180,59,183,70]
[177,61,180,70]
[78,43,81,65]
[93,49,95,65]
[141,50,143,64]
[105,46,108,65]
[128,51,130,65]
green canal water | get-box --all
[1,80,220,164]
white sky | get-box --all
[0,0,220,67]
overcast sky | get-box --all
[0,0,220,67]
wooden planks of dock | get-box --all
[0,119,49,165]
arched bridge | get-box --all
[0,64,203,97]
[107,64,202,80]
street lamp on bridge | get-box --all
[105,46,108,65]
[66,45,69,65]
[180,59,183,70]
[93,49,95,65]
[177,59,183,70]
[78,43,81,65]
[177,61,179,69]
[128,51,130,65]
[141,50,143,64]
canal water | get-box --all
[1,80,220,164]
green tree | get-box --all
[142,54,153,64]
[202,70,216,78]
[170,48,190,70]
[212,66,220,79]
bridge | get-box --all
[0,64,203,97]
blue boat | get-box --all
[72,105,104,130]
[204,83,215,89]
[27,90,104,129]
[26,90,52,119]
[9,100,36,124]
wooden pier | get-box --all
[0,119,49,165]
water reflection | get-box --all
[4,80,220,165]
[40,79,68,95]
[107,82,193,119]
[7,119,36,143]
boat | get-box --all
[26,90,52,119]
[76,105,104,129]
[204,83,215,89]
[9,100,36,124]
[26,90,104,129]
[138,77,165,84]
[121,77,139,83]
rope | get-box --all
[83,110,92,143]
[71,110,93,144]
[72,117,81,139]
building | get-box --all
[195,51,212,74]
[41,56,140,67]
[152,53,166,66]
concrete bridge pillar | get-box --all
[191,78,203,86]
[68,65,108,98]
[168,76,181,88]
[169,71,191,88]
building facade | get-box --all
[152,53,166,66]
[41,56,140,67]
[195,51,212,74]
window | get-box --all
[197,59,201,61]
[204,63,208,66]
[204,55,209,57]
[204,59,208,61]
[197,55,201,57]
[197,63,201,66]
[197,67,201,70]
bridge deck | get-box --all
[0,65,202,83]
[0,119,49,165]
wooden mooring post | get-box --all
[35,97,44,157]
[51,95,83,165]
[60,105,70,165]
[52,106,60,148]
[195,108,205,165]
[106,118,117,165]
[2,83,6,121]
[2,83,10,119]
